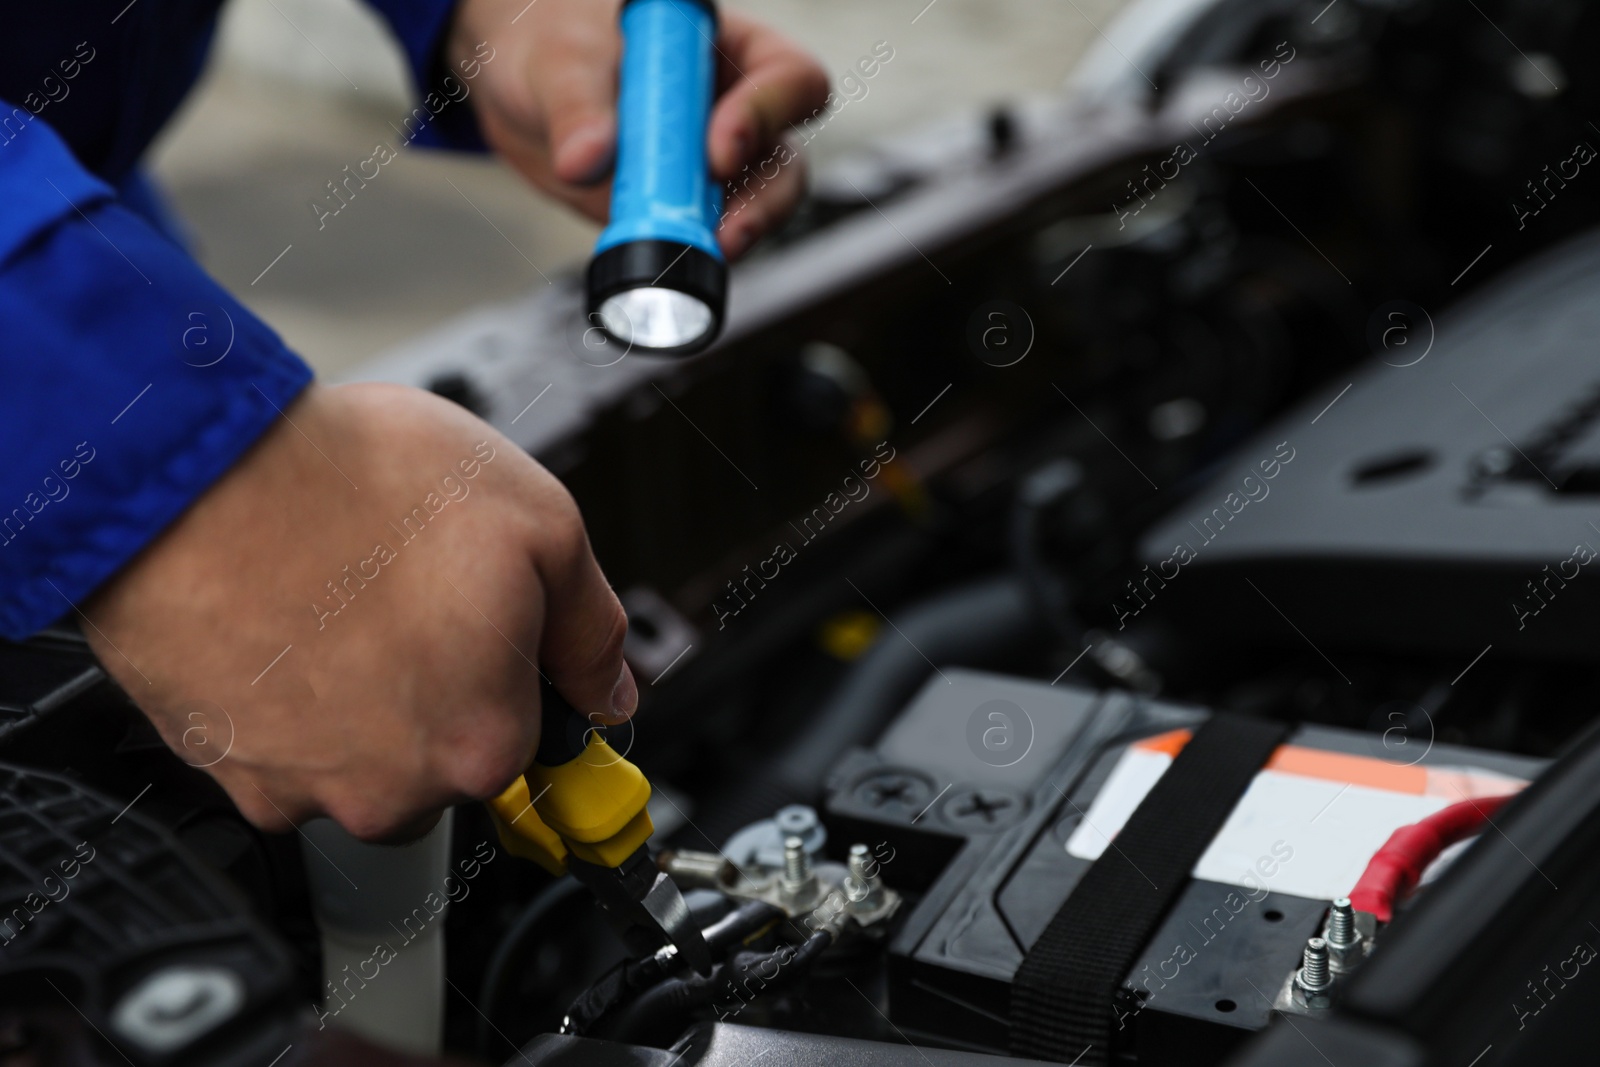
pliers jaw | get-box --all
[488,678,712,974]
[568,847,714,976]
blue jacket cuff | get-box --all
[0,150,315,637]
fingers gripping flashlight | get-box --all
[586,0,726,357]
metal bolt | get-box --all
[1325,896,1365,971]
[1297,937,1331,995]
[775,805,819,839]
[845,842,884,908]
[847,843,872,879]
[779,834,820,909]
[1301,937,1330,988]
[783,835,810,884]
[1326,898,1356,948]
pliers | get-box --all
[487,678,712,975]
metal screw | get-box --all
[853,771,932,814]
[942,788,1025,831]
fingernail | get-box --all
[575,144,614,184]
[559,122,615,185]
[611,663,638,719]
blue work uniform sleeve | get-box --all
[0,110,313,639]
[363,0,490,150]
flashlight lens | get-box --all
[599,287,714,351]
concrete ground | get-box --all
[147,0,1126,380]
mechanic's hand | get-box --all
[82,383,636,841]
[449,0,829,259]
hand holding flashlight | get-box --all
[587,0,727,354]
[448,0,829,330]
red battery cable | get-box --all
[1347,794,1516,921]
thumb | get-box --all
[533,22,621,186]
[534,515,636,729]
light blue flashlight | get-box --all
[586,0,726,356]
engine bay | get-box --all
[8,0,1600,1064]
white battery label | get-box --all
[1064,730,1525,900]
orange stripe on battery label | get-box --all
[1134,728,1429,794]
[1267,745,1427,793]
[1134,729,1192,758]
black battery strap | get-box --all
[1010,713,1291,1064]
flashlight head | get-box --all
[586,240,726,357]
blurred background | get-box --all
[145,0,1125,379]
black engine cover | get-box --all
[1134,227,1600,660]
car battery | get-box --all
[820,670,1543,1064]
